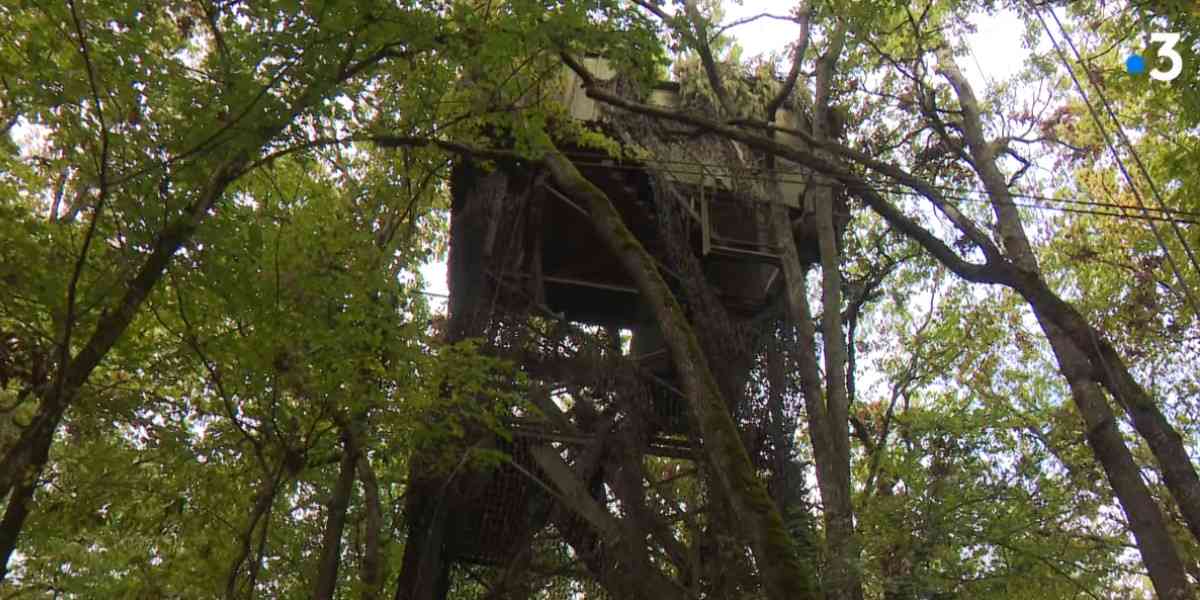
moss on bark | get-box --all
[542,146,820,600]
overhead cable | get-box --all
[1032,2,1200,320]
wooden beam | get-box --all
[543,275,639,294]
[542,182,590,217]
[512,425,695,460]
[706,244,781,265]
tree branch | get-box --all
[313,424,359,600]
[764,3,812,120]
[559,51,1007,284]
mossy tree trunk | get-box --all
[542,146,820,600]
[565,47,1200,598]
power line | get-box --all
[868,184,1200,226]
[1051,6,1200,295]
[1032,3,1200,320]
[557,155,1200,226]
[557,149,1200,218]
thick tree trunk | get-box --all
[938,50,1195,600]
[543,147,820,600]
[1016,271,1200,545]
[393,476,449,600]
[1042,319,1194,598]
[394,166,502,600]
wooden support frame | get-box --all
[542,182,590,217]
[542,275,639,295]
[510,424,695,460]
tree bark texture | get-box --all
[543,147,821,600]
[313,431,359,600]
[937,49,1195,600]
[566,50,1199,599]
[358,455,385,600]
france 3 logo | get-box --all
[1126,33,1184,82]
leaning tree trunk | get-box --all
[937,49,1195,600]
[564,35,1200,599]
[543,144,821,600]
[0,157,247,583]
[313,423,359,600]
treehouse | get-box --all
[448,57,840,336]
[397,59,850,600]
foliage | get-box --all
[1,0,1198,598]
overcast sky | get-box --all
[723,1,1029,85]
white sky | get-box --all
[721,1,1029,95]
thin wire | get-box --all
[874,186,1200,225]
[1048,5,1200,303]
[1033,3,1200,321]
[561,156,1200,226]
[557,150,1200,219]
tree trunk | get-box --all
[1016,269,1200,545]
[0,477,37,582]
[0,158,245,584]
[766,339,791,511]
[358,455,385,600]
[313,430,358,600]
[393,476,449,600]
[763,21,863,598]
[810,158,863,600]
[543,146,820,600]
[394,165,502,600]
[1043,319,1194,598]
[771,197,861,600]
[938,49,1195,600]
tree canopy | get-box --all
[1,0,1198,598]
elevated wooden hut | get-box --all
[395,58,848,600]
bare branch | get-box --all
[631,0,736,115]
[226,458,291,598]
[764,2,811,120]
[682,0,736,116]
[55,0,113,407]
[711,12,804,40]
